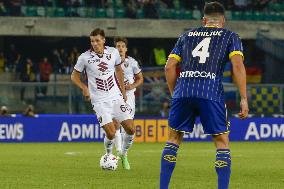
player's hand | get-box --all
[238,98,249,119]
[125,84,134,90]
[82,86,90,102]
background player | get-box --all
[107,37,143,156]
[71,28,135,170]
[160,2,249,189]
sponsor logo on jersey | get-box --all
[179,70,216,80]
[88,59,100,64]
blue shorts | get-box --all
[168,98,230,135]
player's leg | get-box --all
[114,99,135,170]
[102,122,116,155]
[198,99,230,189]
[160,98,196,189]
[113,118,122,155]
[160,128,183,189]
[212,133,231,189]
[119,94,135,156]
[119,119,135,169]
[93,102,116,155]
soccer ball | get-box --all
[99,154,118,171]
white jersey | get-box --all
[121,56,142,96]
[74,46,123,104]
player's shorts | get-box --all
[168,97,230,135]
[92,99,133,127]
[126,94,135,118]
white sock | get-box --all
[122,133,134,156]
[104,136,114,155]
[114,129,122,154]
[120,127,125,148]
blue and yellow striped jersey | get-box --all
[169,27,244,102]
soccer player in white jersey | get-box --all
[108,37,143,156]
[71,28,135,170]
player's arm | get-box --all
[71,70,90,101]
[115,64,127,101]
[165,57,179,96]
[231,55,249,119]
[125,72,144,91]
[166,34,183,96]
[126,72,143,90]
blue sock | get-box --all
[160,142,179,189]
[215,149,231,189]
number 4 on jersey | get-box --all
[192,37,211,64]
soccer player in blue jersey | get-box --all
[160,2,249,189]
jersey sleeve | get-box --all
[114,49,122,66]
[132,59,142,75]
[74,54,85,72]
[168,35,183,62]
[228,33,244,60]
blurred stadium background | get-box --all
[0,0,283,189]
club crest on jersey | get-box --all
[124,62,129,68]
[97,62,108,72]
[105,53,111,60]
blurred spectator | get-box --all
[20,58,35,103]
[6,44,18,72]
[14,53,23,80]
[38,57,52,95]
[233,0,249,10]
[25,0,45,6]
[8,0,22,16]
[0,1,7,16]
[68,47,80,73]
[72,0,81,8]
[160,101,169,117]
[125,0,138,18]
[56,0,71,8]
[131,47,143,66]
[0,51,6,73]
[23,104,36,117]
[180,0,204,10]
[13,53,22,72]
[85,0,106,8]
[20,58,35,82]
[0,106,11,117]
[59,48,68,73]
[51,49,63,73]
[160,0,173,8]
[252,0,270,10]
[143,0,158,19]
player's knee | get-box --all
[213,134,229,149]
[106,130,116,140]
[168,129,184,145]
[127,127,135,135]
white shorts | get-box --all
[126,94,135,118]
[92,99,133,127]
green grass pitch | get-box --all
[0,142,283,189]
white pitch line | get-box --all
[64,152,82,156]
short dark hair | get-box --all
[90,28,105,38]
[114,37,128,46]
[203,2,225,16]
